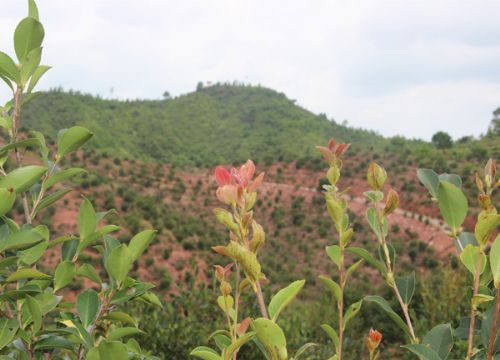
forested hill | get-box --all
[22,84,387,166]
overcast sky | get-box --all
[1,0,500,140]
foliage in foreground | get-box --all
[0,2,158,359]
[1,2,499,360]
[191,138,499,359]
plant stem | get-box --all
[466,253,483,360]
[487,287,500,360]
[338,244,345,360]
[375,200,416,342]
[255,281,268,319]
[233,264,241,360]
[11,86,32,224]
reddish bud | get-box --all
[367,162,387,191]
[238,317,251,336]
[328,139,337,151]
[366,328,382,353]
[248,172,265,193]
[215,166,231,186]
[485,159,496,188]
[383,189,399,216]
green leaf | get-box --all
[77,289,99,328]
[346,247,386,275]
[54,260,76,291]
[61,238,78,261]
[367,207,381,239]
[325,245,341,268]
[34,188,72,214]
[439,173,462,188]
[34,336,74,351]
[27,65,50,93]
[18,238,48,265]
[345,259,363,282]
[460,244,486,276]
[105,244,133,284]
[128,230,156,261]
[0,187,16,217]
[455,232,478,252]
[395,272,416,305]
[343,299,362,330]
[0,138,41,157]
[251,318,288,360]
[0,229,44,252]
[378,243,395,268]
[490,235,500,288]
[0,165,47,193]
[28,0,39,20]
[224,332,256,360]
[43,168,87,190]
[318,276,341,304]
[0,74,14,92]
[402,344,442,360]
[103,311,136,327]
[76,225,120,257]
[106,327,144,342]
[190,347,222,360]
[14,17,44,63]
[475,213,500,246]
[293,343,317,360]
[482,302,500,354]
[422,324,453,359]
[320,324,339,351]
[471,293,494,308]
[78,197,96,239]
[24,295,42,332]
[57,126,93,157]
[6,268,50,282]
[417,168,440,198]
[364,295,412,339]
[437,181,468,231]
[363,190,384,203]
[96,341,128,359]
[0,115,12,132]
[268,280,305,321]
[20,46,42,84]
[0,51,19,82]
[30,130,48,164]
[0,318,19,350]
[77,263,101,284]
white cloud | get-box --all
[0,0,499,140]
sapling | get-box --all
[316,139,364,360]
[419,159,499,360]
[191,160,312,360]
[0,1,160,358]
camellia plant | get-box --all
[0,1,160,359]
[317,139,499,359]
[190,160,314,360]
[417,159,500,360]
[316,140,364,360]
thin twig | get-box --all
[466,253,483,360]
[375,200,416,342]
[255,281,268,319]
[487,287,500,360]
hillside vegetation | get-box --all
[22,84,388,166]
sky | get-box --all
[1,0,500,140]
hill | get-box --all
[22,84,388,166]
